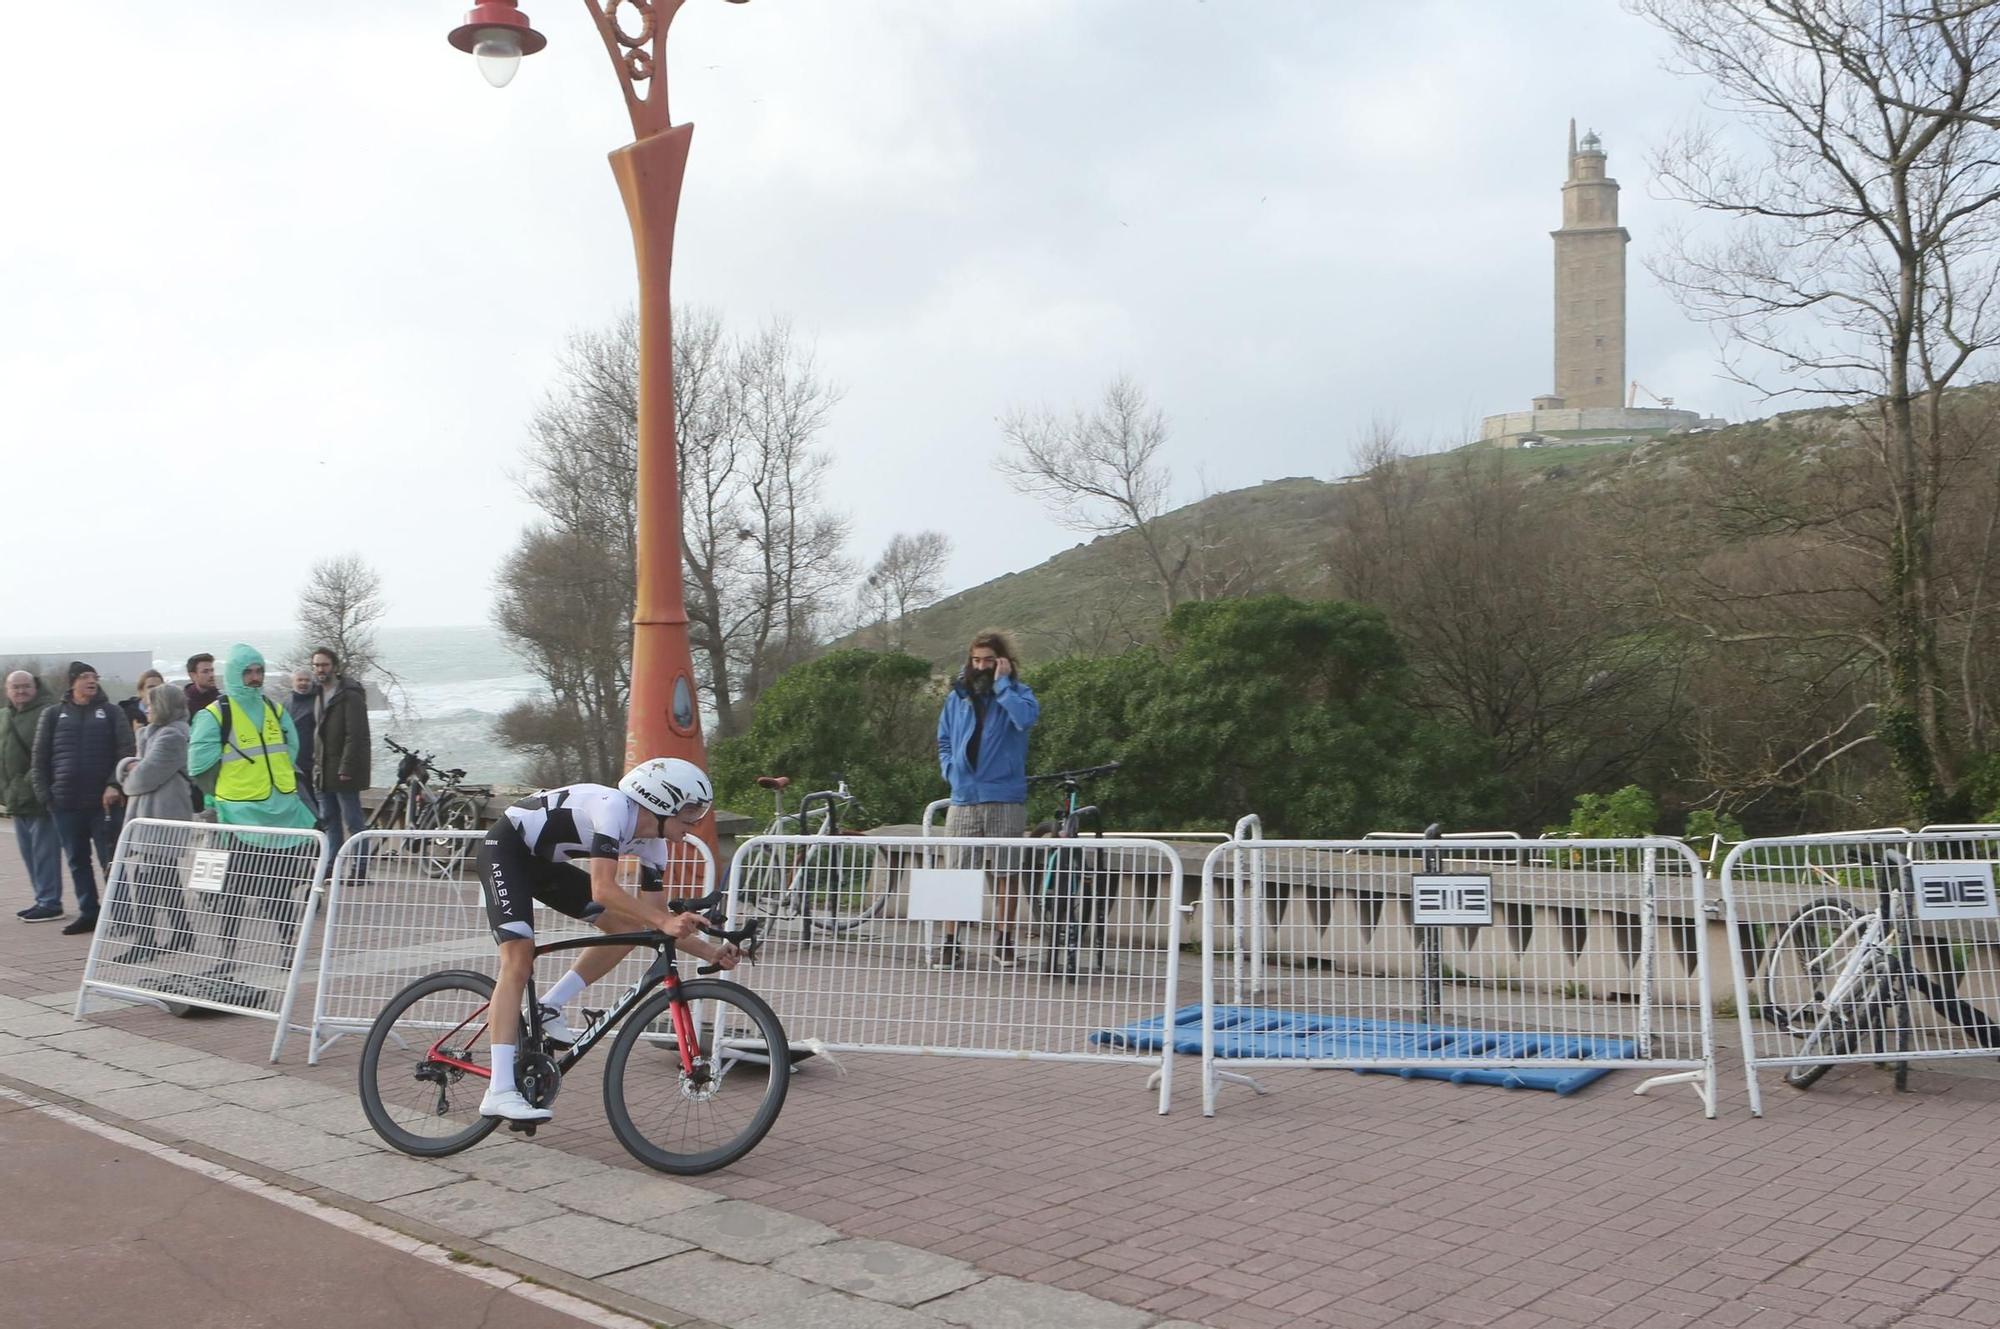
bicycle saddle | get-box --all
[755,775,790,790]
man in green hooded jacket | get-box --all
[188,644,319,956]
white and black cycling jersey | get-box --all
[501,783,669,879]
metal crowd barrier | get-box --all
[726,831,1190,1112]
[1721,829,2000,1115]
[1199,836,1717,1116]
[76,817,330,1062]
[304,827,715,1063]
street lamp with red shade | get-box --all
[445,0,747,847]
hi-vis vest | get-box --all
[204,698,297,802]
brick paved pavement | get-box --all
[9,825,2000,1328]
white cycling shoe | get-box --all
[479,1087,553,1122]
[536,1003,582,1047]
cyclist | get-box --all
[478,756,738,1122]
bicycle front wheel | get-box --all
[358,969,503,1157]
[423,795,482,879]
[602,979,790,1175]
[1759,898,1863,1089]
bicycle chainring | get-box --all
[516,1051,562,1110]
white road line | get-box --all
[0,1083,659,1329]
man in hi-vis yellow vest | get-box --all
[188,643,319,961]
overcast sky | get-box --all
[3,1,1755,641]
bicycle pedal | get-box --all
[507,1121,539,1136]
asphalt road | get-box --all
[0,1097,606,1329]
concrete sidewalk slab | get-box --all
[487,1211,696,1278]
[774,1239,984,1306]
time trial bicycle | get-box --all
[357,892,788,1174]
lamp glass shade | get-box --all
[472,28,524,87]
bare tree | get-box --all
[1633,0,2000,815]
[998,376,1190,613]
[493,308,851,771]
[1327,439,1690,829]
[296,554,387,682]
[858,531,953,652]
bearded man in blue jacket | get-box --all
[933,630,1039,971]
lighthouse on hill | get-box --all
[1480,121,1723,447]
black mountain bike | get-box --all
[1025,761,1120,980]
[357,893,787,1175]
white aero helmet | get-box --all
[619,757,714,820]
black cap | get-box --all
[68,661,97,683]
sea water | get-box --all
[0,625,540,784]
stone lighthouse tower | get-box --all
[1549,120,1628,410]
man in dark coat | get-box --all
[4,671,63,922]
[31,661,135,934]
[310,648,372,876]
[288,668,318,803]
[183,652,219,713]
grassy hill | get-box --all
[848,431,1695,671]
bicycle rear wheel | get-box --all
[358,969,503,1156]
[602,979,790,1175]
[800,840,888,933]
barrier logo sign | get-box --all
[1411,874,1493,926]
[1911,862,2000,921]
[188,848,230,893]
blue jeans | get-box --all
[52,807,118,915]
[13,814,63,911]
[317,790,370,875]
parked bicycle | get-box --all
[1025,761,1120,980]
[734,773,886,940]
[366,738,488,878]
[358,891,786,1174]
[1758,846,2000,1090]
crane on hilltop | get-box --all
[1628,380,1675,409]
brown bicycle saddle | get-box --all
[755,775,790,790]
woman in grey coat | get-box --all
[112,683,196,963]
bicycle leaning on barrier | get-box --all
[365,738,488,877]
[357,889,787,1174]
[1757,845,2000,1090]
[734,773,887,939]
[1024,761,1122,980]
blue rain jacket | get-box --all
[935,673,1039,805]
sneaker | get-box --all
[112,941,164,966]
[931,937,960,971]
[994,934,1016,968]
[16,904,63,924]
[61,913,99,936]
[477,1087,552,1122]
[536,1004,581,1047]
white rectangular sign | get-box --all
[187,848,231,893]
[1411,873,1493,926]
[1911,862,2000,921]
[908,868,986,922]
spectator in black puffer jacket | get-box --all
[31,661,135,936]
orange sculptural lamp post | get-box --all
[448,0,744,847]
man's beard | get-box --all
[967,668,995,696]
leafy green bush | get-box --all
[709,650,942,827]
[1547,784,1658,839]
[1030,596,1501,836]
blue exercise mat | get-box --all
[1092,1004,1635,1095]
